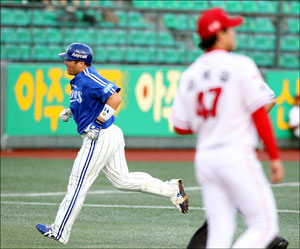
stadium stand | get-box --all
[0,0,299,69]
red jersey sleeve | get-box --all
[252,106,279,160]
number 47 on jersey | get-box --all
[196,87,222,120]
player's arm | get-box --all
[96,92,122,123]
[251,106,284,183]
[172,72,194,135]
[264,97,276,113]
[174,127,193,135]
[84,92,121,140]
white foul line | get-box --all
[0,189,131,197]
[1,201,299,214]
[1,182,299,198]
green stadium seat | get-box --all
[158,32,175,46]
[157,49,166,63]
[33,9,57,26]
[192,33,200,47]
[32,28,48,44]
[257,1,278,13]
[187,49,202,63]
[115,11,127,28]
[225,1,242,12]
[76,9,99,27]
[209,1,226,9]
[193,1,209,10]
[105,46,125,62]
[246,18,257,32]
[45,28,63,44]
[1,28,18,43]
[290,1,300,14]
[1,8,15,25]
[114,29,127,45]
[164,13,188,30]
[14,9,31,26]
[177,47,186,64]
[255,18,275,33]
[160,48,176,64]
[235,19,247,32]
[128,30,146,46]
[147,47,157,63]
[96,29,109,45]
[176,0,195,10]
[32,9,44,26]
[236,33,247,49]
[16,28,31,44]
[236,18,256,32]
[143,31,156,46]
[252,52,274,67]
[96,29,122,45]
[241,1,258,12]
[286,19,300,33]
[48,45,62,61]
[1,45,6,60]
[164,13,177,29]
[127,11,145,28]
[148,1,166,9]
[254,35,276,50]
[176,14,188,30]
[279,53,299,68]
[132,0,149,8]
[188,15,198,31]
[79,29,95,45]
[134,47,149,63]
[280,36,300,51]
[94,46,108,63]
[159,1,179,9]
[32,45,50,61]
[126,47,139,63]
[90,0,113,7]
[19,45,31,61]
[63,28,95,45]
[282,1,300,15]
[4,44,21,60]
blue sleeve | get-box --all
[88,74,121,102]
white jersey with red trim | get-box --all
[172,49,270,151]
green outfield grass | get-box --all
[1,157,299,248]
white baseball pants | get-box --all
[195,146,278,248]
[51,124,177,244]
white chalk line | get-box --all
[1,201,299,214]
[1,182,299,198]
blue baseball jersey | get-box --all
[69,65,120,134]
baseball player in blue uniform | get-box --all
[35,43,189,245]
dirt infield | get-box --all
[1,149,299,162]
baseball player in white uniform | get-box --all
[35,43,189,245]
[172,8,285,248]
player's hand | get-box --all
[85,119,103,140]
[60,108,73,122]
[269,159,285,183]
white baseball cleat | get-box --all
[170,179,189,214]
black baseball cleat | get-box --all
[170,179,189,214]
[267,236,289,249]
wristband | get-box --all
[94,119,103,127]
[99,104,116,121]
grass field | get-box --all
[1,157,299,249]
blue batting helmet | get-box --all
[59,43,93,64]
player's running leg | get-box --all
[101,125,189,214]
